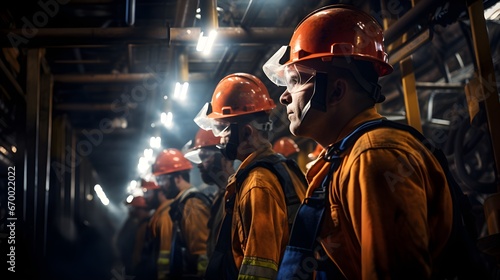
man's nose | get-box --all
[280,89,291,105]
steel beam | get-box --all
[0,27,293,47]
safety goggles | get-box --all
[263,46,317,93]
[194,105,234,137]
[194,103,273,137]
[184,147,218,165]
[155,174,171,187]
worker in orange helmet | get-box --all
[136,178,173,280]
[184,128,235,259]
[115,195,152,277]
[305,143,324,170]
[262,4,454,279]
[195,73,307,280]
[272,136,307,171]
[152,148,211,279]
[273,136,300,158]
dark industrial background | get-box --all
[0,0,499,279]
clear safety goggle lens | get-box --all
[184,148,217,164]
[155,174,171,186]
[283,64,316,93]
[198,149,217,162]
[211,119,232,137]
[194,103,213,131]
[262,46,288,87]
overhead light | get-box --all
[127,180,138,194]
[173,82,189,101]
[149,136,161,149]
[161,112,173,128]
[94,184,110,206]
[196,29,217,54]
[137,156,150,174]
[143,148,154,161]
[111,117,128,129]
[196,0,218,55]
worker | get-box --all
[305,143,323,170]
[273,136,300,159]
[262,4,453,279]
[194,73,307,279]
[138,179,173,280]
[152,148,211,279]
[184,128,235,259]
[115,195,151,276]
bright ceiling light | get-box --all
[94,184,110,206]
[161,112,173,128]
[149,136,161,149]
[196,0,218,55]
[137,156,150,174]
[196,30,217,54]
[173,82,189,101]
[144,148,154,161]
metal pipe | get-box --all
[384,0,442,45]
[54,103,125,111]
[415,82,464,90]
[0,27,169,47]
[171,27,294,44]
[0,27,293,47]
[53,73,157,83]
[177,51,189,82]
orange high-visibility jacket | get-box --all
[306,108,453,279]
[175,188,211,275]
[149,199,174,279]
[225,144,307,279]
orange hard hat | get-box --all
[152,148,192,176]
[130,196,148,208]
[207,73,276,119]
[273,137,300,157]
[184,128,221,164]
[308,144,324,160]
[285,5,392,77]
[192,128,220,149]
[140,178,159,190]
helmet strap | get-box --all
[249,120,273,132]
[330,59,384,103]
[299,71,328,124]
[310,72,328,112]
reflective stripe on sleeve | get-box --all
[238,256,278,280]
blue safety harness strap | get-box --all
[277,119,386,280]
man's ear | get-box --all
[172,174,181,184]
[242,124,253,139]
[328,79,347,104]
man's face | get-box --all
[197,147,224,186]
[279,63,316,136]
[143,188,159,210]
[156,174,179,199]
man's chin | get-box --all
[290,123,305,137]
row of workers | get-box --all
[116,4,491,280]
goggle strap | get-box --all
[331,59,382,103]
[250,120,273,132]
